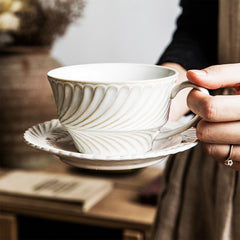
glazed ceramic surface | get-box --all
[23,119,198,171]
[48,63,207,155]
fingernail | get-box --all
[189,70,207,76]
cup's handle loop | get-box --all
[155,81,209,140]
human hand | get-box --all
[187,63,240,171]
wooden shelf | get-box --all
[0,160,163,240]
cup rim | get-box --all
[47,63,178,85]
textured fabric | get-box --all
[157,0,218,70]
[151,142,240,240]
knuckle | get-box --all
[196,120,204,140]
[203,143,220,161]
[204,65,219,74]
[201,97,217,121]
[203,144,215,157]
[196,120,209,141]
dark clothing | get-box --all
[157,0,219,70]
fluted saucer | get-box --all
[24,119,198,170]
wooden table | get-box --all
[0,160,163,240]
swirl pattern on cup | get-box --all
[48,78,174,155]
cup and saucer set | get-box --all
[24,63,208,171]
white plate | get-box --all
[24,119,198,171]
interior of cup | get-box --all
[47,63,177,83]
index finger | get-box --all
[187,63,240,89]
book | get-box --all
[0,170,113,211]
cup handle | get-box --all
[155,81,209,140]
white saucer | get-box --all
[24,119,198,171]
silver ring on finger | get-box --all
[224,144,234,167]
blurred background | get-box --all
[52,0,181,65]
[0,0,181,170]
[0,1,181,239]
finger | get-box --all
[203,143,240,161]
[187,89,240,122]
[196,120,240,144]
[203,143,240,171]
[187,63,240,89]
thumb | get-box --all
[187,63,240,90]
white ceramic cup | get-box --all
[48,63,208,156]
